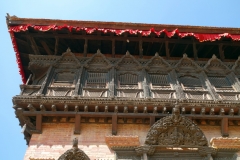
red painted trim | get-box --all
[9,25,240,83]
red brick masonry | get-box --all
[24,124,240,160]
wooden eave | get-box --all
[6,15,240,83]
[7,16,240,34]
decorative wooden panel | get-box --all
[54,72,75,85]
[119,73,138,89]
[208,76,234,92]
[179,76,203,91]
[83,90,107,97]
[22,88,39,96]
[152,91,175,99]
[86,72,107,88]
[117,90,143,98]
[149,74,171,90]
[48,89,73,96]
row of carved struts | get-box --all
[25,104,240,116]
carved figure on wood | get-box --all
[143,106,148,113]
[64,104,68,112]
[123,106,128,113]
[104,106,108,112]
[114,106,118,113]
[84,106,88,112]
[191,108,195,114]
[153,107,158,114]
[40,104,45,112]
[75,106,79,112]
[201,107,205,115]
[181,107,185,114]
[134,106,138,113]
[28,104,35,112]
[95,106,99,112]
[52,105,56,112]
[162,107,167,114]
[210,108,215,115]
[229,108,234,116]
[220,108,225,115]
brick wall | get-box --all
[24,123,240,160]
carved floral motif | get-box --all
[145,104,208,147]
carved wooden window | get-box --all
[85,72,107,88]
[208,76,234,92]
[149,74,170,89]
[37,76,46,85]
[119,73,138,89]
[52,72,75,86]
[179,76,203,91]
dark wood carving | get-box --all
[145,104,208,146]
[58,138,90,160]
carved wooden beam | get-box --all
[121,33,127,54]
[182,44,188,54]
[203,45,215,58]
[40,41,53,55]
[231,46,239,55]
[165,41,170,59]
[112,114,117,135]
[193,42,198,60]
[170,43,176,56]
[54,37,59,55]
[219,43,225,61]
[73,67,83,96]
[150,116,155,126]
[83,39,88,57]
[16,38,29,46]
[112,39,115,57]
[22,111,240,120]
[97,31,101,50]
[36,114,42,133]
[139,40,143,58]
[74,114,81,134]
[24,32,240,47]
[19,52,30,59]
[158,42,164,55]
[26,35,40,55]
[221,117,229,137]
[145,42,152,56]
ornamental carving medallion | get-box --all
[58,138,90,160]
[145,104,208,147]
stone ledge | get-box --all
[210,137,240,148]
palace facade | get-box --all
[7,14,240,159]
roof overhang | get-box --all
[6,15,240,83]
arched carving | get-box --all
[115,51,142,71]
[174,53,202,73]
[204,54,230,74]
[145,52,171,73]
[53,48,81,68]
[145,104,208,147]
[84,49,112,71]
[58,138,90,160]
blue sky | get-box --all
[0,0,240,159]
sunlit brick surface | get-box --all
[24,123,240,160]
